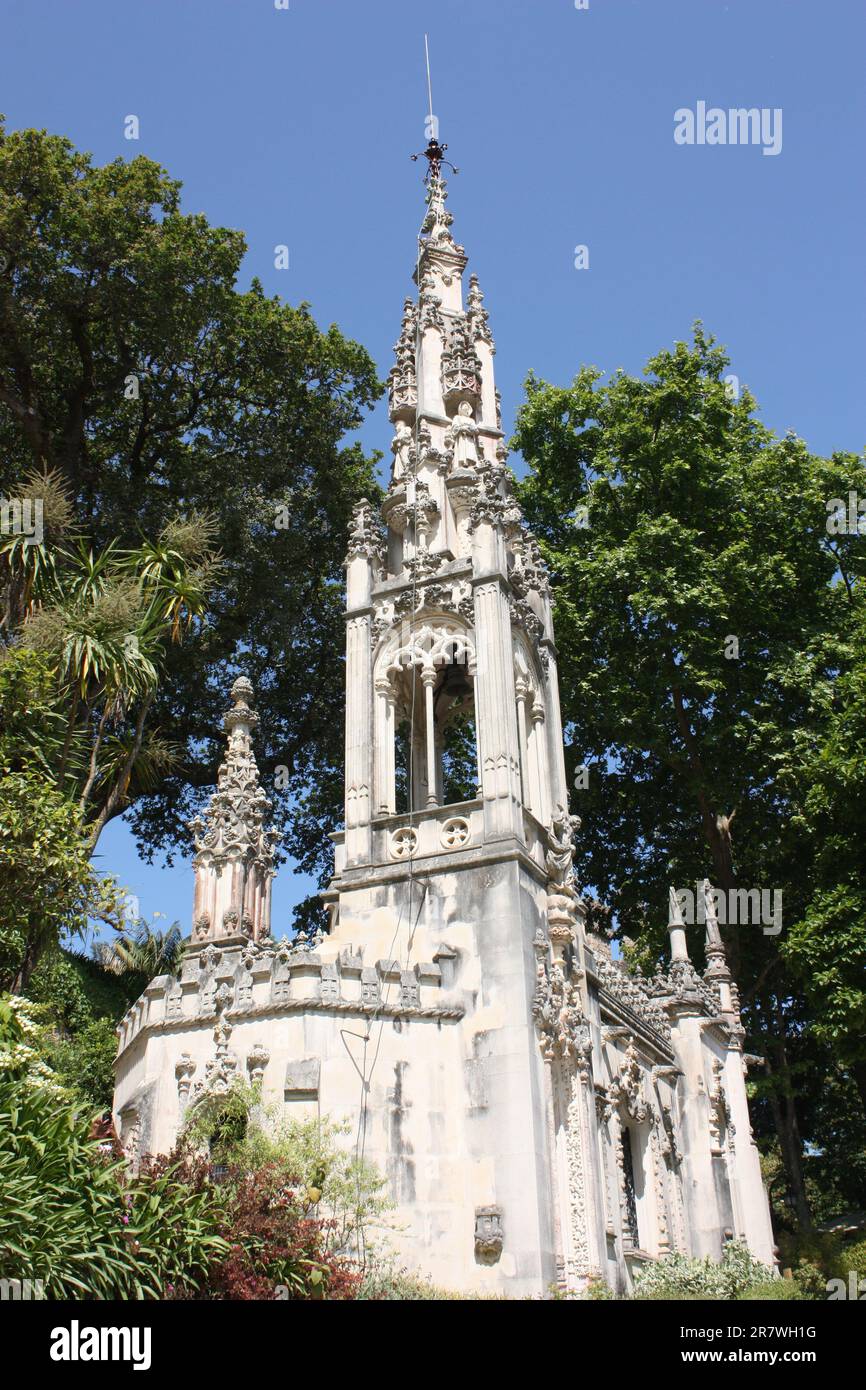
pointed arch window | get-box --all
[375,621,479,815]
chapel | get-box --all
[113,139,775,1296]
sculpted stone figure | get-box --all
[546,803,582,893]
[450,400,480,470]
[391,420,413,482]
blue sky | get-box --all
[2,0,863,938]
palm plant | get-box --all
[97,918,185,981]
[0,468,219,846]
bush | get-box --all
[24,949,143,1108]
[206,1162,360,1300]
[49,1016,119,1111]
[357,1261,470,1301]
[0,994,227,1298]
[633,1241,776,1301]
[181,1082,388,1261]
[842,1237,866,1280]
[776,1228,845,1280]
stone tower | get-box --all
[323,135,581,1288]
[113,138,775,1296]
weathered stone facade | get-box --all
[113,140,775,1296]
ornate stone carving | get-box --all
[466,274,494,347]
[389,825,418,859]
[545,805,582,943]
[418,270,445,332]
[440,816,470,849]
[474,1206,503,1264]
[600,959,672,1042]
[400,970,420,1009]
[533,959,592,1074]
[382,620,475,685]
[199,983,239,1097]
[388,298,418,421]
[467,478,508,532]
[246,1043,270,1086]
[441,318,482,407]
[708,1059,735,1154]
[189,678,278,944]
[607,1042,649,1123]
[346,498,385,563]
[390,421,414,483]
[564,1063,593,1280]
[444,400,481,471]
[175,1054,196,1115]
[509,593,544,648]
[650,1125,671,1254]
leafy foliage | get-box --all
[180,1081,387,1262]
[632,1241,778,1301]
[0,995,227,1298]
[513,326,866,1224]
[1,489,217,847]
[0,121,383,927]
[0,768,121,991]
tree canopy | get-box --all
[513,326,866,1225]
[0,121,383,926]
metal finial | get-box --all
[411,137,459,182]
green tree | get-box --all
[513,326,866,1225]
[0,769,120,992]
[0,483,214,989]
[0,121,382,922]
[2,483,217,844]
[782,602,866,1110]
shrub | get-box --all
[181,1083,388,1261]
[49,1016,119,1111]
[776,1228,845,1280]
[842,1237,866,1281]
[0,994,227,1298]
[147,1154,361,1300]
[357,1261,470,1301]
[633,1241,776,1301]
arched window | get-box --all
[375,619,478,814]
[621,1126,641,1248]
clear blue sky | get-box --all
[2,0,863,938]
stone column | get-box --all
[422,670,438,808]
[530,700,550,825]
[540,641,570,817]
[471,663,482,794]
[344,612,373,864]
[375,678,396,815]
[723,1048,776,1265]
[668,1010,724,1258]
[472,565,523,840]
[515,677,530,809]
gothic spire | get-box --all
[189,676,277,945]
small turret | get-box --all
[188,676,278,945]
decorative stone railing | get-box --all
[595,958,673,1045]
[115,935,463,1057]
[332,799,484,874]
